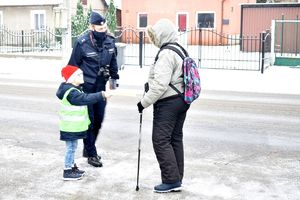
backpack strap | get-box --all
[154,42,188,63]
[169,82,183,96]
[163,42,189,57]
[153,43,188,97]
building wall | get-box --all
[0,6,55,30]
[222,0,253,35]
[86,0,106,15]
[0,0,63,6]
[70,0,106,16]
[242,3,300,35]
[122,0,255,35]
[0,0,108,31]
[241,3,300,52]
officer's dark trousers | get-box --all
[83,82,106,157]
[152,95,189,184]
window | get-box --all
[196,12,215,29]
[31,10,46,31]
[177,13,188,32]
[138,13,147,28]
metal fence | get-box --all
[115,27,271,73]
[260,31,272,73]
[0,25,271,73]
[272,19,300,67]
[0,26,63,53]
[197,29,262,71]
[273,19,300,57]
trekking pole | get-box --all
[135,112,143,191]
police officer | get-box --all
[68,11,119,167]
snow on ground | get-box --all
[0,57,299,95]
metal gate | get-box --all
[272,19,300,67]
[0,26,63,53]
[115,27,270,72]
[0,25,271,73]
[197,29,261,71]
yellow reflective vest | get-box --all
[59,88,90,132]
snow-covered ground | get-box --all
[1,56,300,200]
[0,56,300,95]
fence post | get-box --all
[296,15,299,56]
[21,30,24,54]
[139,31,144,68]
[198,28,201,67]
[261,32,266,74]
[280,14,284,56]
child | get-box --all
[56,65,111,181]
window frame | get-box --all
[176,12,189,32]
[31,10,46,31]
[137,12,148,29]
[196,11,216,30]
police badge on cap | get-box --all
[90,11,106,25]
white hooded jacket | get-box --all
[141,19,184,108]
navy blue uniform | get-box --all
[68,31,119,157]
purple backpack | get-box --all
[155,43,201,104]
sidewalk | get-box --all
[1,57,300,200]
[0,57,300,95]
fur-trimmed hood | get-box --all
[146,19,178,48]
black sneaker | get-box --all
[88,156,103,167]
[83,149,101,160]
[72,164,85,176]
[63,169,83,181]
[153,181,182,193]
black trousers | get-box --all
[82,81,106,157]
[152,95,189,184]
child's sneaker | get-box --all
[63,169,83,181]
[72,164,85,176]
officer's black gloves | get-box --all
[137,102,144,113]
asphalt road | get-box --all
[0,79,300,200]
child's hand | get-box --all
[102,91,112,99]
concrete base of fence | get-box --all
[0,52,65,60]
[274,57,300,67]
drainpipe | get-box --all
[220,0,226,44]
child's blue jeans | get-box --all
[64,140,78,169]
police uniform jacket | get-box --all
[68,31,119,90]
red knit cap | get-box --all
[61,65,79,82]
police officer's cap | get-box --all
[90,11,106,25]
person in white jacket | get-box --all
[137,19,190,193]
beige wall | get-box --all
[0,6,55,30]
[89,0,106,15]
[0,0,107,31]
[70,0,106,16]
[0,0,63,6]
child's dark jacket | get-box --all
[56,82,104,141]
